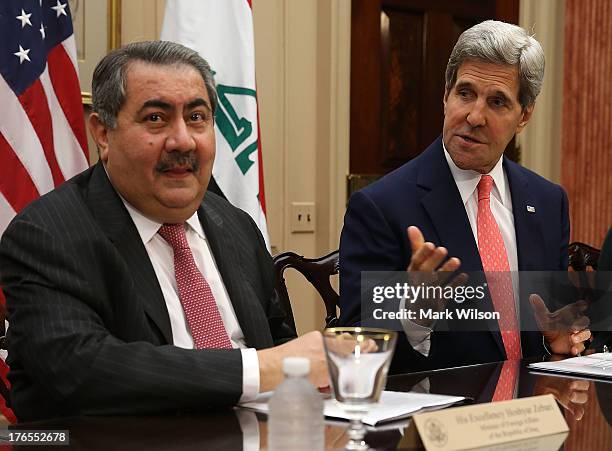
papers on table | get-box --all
[238,390,464,426]
[529,352,612,379]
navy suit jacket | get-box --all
[339,137,570,373]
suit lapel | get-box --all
[86,163,173,344]
[417,139,482,272]
[198,199,272,348]
[418,140,504,356]
[504,159,545,271]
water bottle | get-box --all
[267,357,324,451]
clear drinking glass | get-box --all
[323,327,397,451]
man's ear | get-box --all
[88,113,110,162]
[516,103,535,134]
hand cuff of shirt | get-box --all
[239,348,260,403]
[542,335,553,357]
[400,297,434,357]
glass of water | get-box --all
[323,327,397,450]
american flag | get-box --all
[0,0,89,238]
[0,0,88,422]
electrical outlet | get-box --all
[290,202,315,233]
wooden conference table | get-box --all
[7,358,612,450]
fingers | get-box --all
[570,317,590,333]
[529,294,550,317]
[540,378,590,422]
[570,380,590,391]
[407,226,462,274]
[333,334,378,354]
[407,226,440,271]
[570,329,591,343]
[569,329,591,355]
[529,294,550,329]
[439,257,462,273]
[568,381,590,421]
[260,331,329,390]
[549,300,589,321]
[362,338,379,353]
[543,300,590,337]
[569,406,585,422]
[569,300,589,315]
[407,226,425,256]
[409,242,448,271]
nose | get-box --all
[165,118,195,152]
[466,99,486,128]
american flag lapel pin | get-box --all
[526,205,536,213]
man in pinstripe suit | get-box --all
[0,41,327,421]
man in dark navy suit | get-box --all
[339,20,591,373]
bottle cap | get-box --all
[282,357,310,377]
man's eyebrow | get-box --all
[137,99,172,114]
[454,82,514,102]
[489,90,512,102]
[454,81,474,91]
[187,98,211,112]
[136,98,211,114]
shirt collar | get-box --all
[442,140,507,206]
[121,200,205,244]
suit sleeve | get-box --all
[339,190,430,372]
[339,190,409,325]
[0,216,244,420]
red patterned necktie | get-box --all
[158,223,232,349]
[477,175,521,361]
[477,175,520,401]
[492,360,520,402]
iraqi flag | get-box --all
[161,0,270,248]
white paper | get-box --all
[529,352,612,379]
[238,390,464,426]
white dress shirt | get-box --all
[402,142,520,356]
[122,200,259,402]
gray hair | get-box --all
[92,40,217,128]
[445,20,545,109]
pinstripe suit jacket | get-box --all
[0,162,295,421]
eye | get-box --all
[491,97,507,107]
[190,112,204,121]
[147,113,162,122]
[457,89,472,100]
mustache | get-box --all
[155,151,200,172]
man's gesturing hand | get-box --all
[530,294,591,356]
[404,226,464,326]
[534,376,591,421]
[407,226,461,272]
